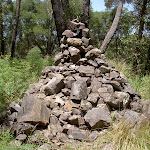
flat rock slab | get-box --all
[84,107,111,129]
[17,95,50,126]
[67,38,82,47]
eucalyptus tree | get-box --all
[51,0,65,44]
[10,0,21,58]
[81,0,90,28]
[132,0,149,72]
[100,0,132,54]
[0,0,4,56]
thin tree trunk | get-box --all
[133,0,147,72]
[145,46,150,72]
[100,0,124,54]
[51,0,66,44]
[10,0,21,58]
[46,2,53,55]
[0,1,4,56]
[61,0,70,28]
[81,0,90,28]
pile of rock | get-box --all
[3,19,150,146]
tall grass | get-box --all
[0,47,53,113]
[108,59,150,101]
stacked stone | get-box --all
[4,19,150,145]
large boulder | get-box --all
[84,106,111,129]
[17,95,50,126]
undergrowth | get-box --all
[108,59,150,101]
[0,47,53,114]
[0,55,149,149]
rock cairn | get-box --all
[3,19,150,145]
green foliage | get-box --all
[26,46,44,75]
[0,130,13,148]
[0,52,53,114]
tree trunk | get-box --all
[100,0,124,54]
[10,0,21,58]
[81,0,90,28]
[61,0,70,28]
[133,0,147,72]
[145,46,150,72]
[0,1,4,56]
[51,0,66,44]
[46,3,53,55]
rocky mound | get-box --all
[2,19,150,146]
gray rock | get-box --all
[100,65,111,73]
[62,30,77,38]
[16,134,27,141]
[85,48,102,59]
[64,76,75,89]
[17,95,50,126]
[95,69,101,77]
[87,60,98,67]
[88,131,98,142]
[9,102,21,113]
[44,75,64,95]
[142,100,150,120]
[122,110,141,128]
[100,92,122,109]
[114,91,130,108]
[68,115,80,126]
[90,77,102,92]
[84,107,111,129]
[77,65,95,76]
[80,100,92,112]
[87,93,99,104]
[95,58,108,66]
[69,21,85,30]
[60,36,67,44]
[56,132,69,143]
[110,81,122,91]
[53,52,63,66]
[71,81,87,100]
[67,129,88,141]
[38,143,51,150]
[42,66,56,76]
[9,140,22,147]
[68,46,80,63]
[76,58,88,65]
[60,112,71,121]
[17,123,35,134]
[82,28,89,38]
[60,43,68,52]
[130,102,143,113]
[82,37,90,47]
[62,88,70,96]
[102,84,114,93]
[72,108,81,115]
[110,70,120,79]
[49,116,63,136]
[67,38,82,47]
